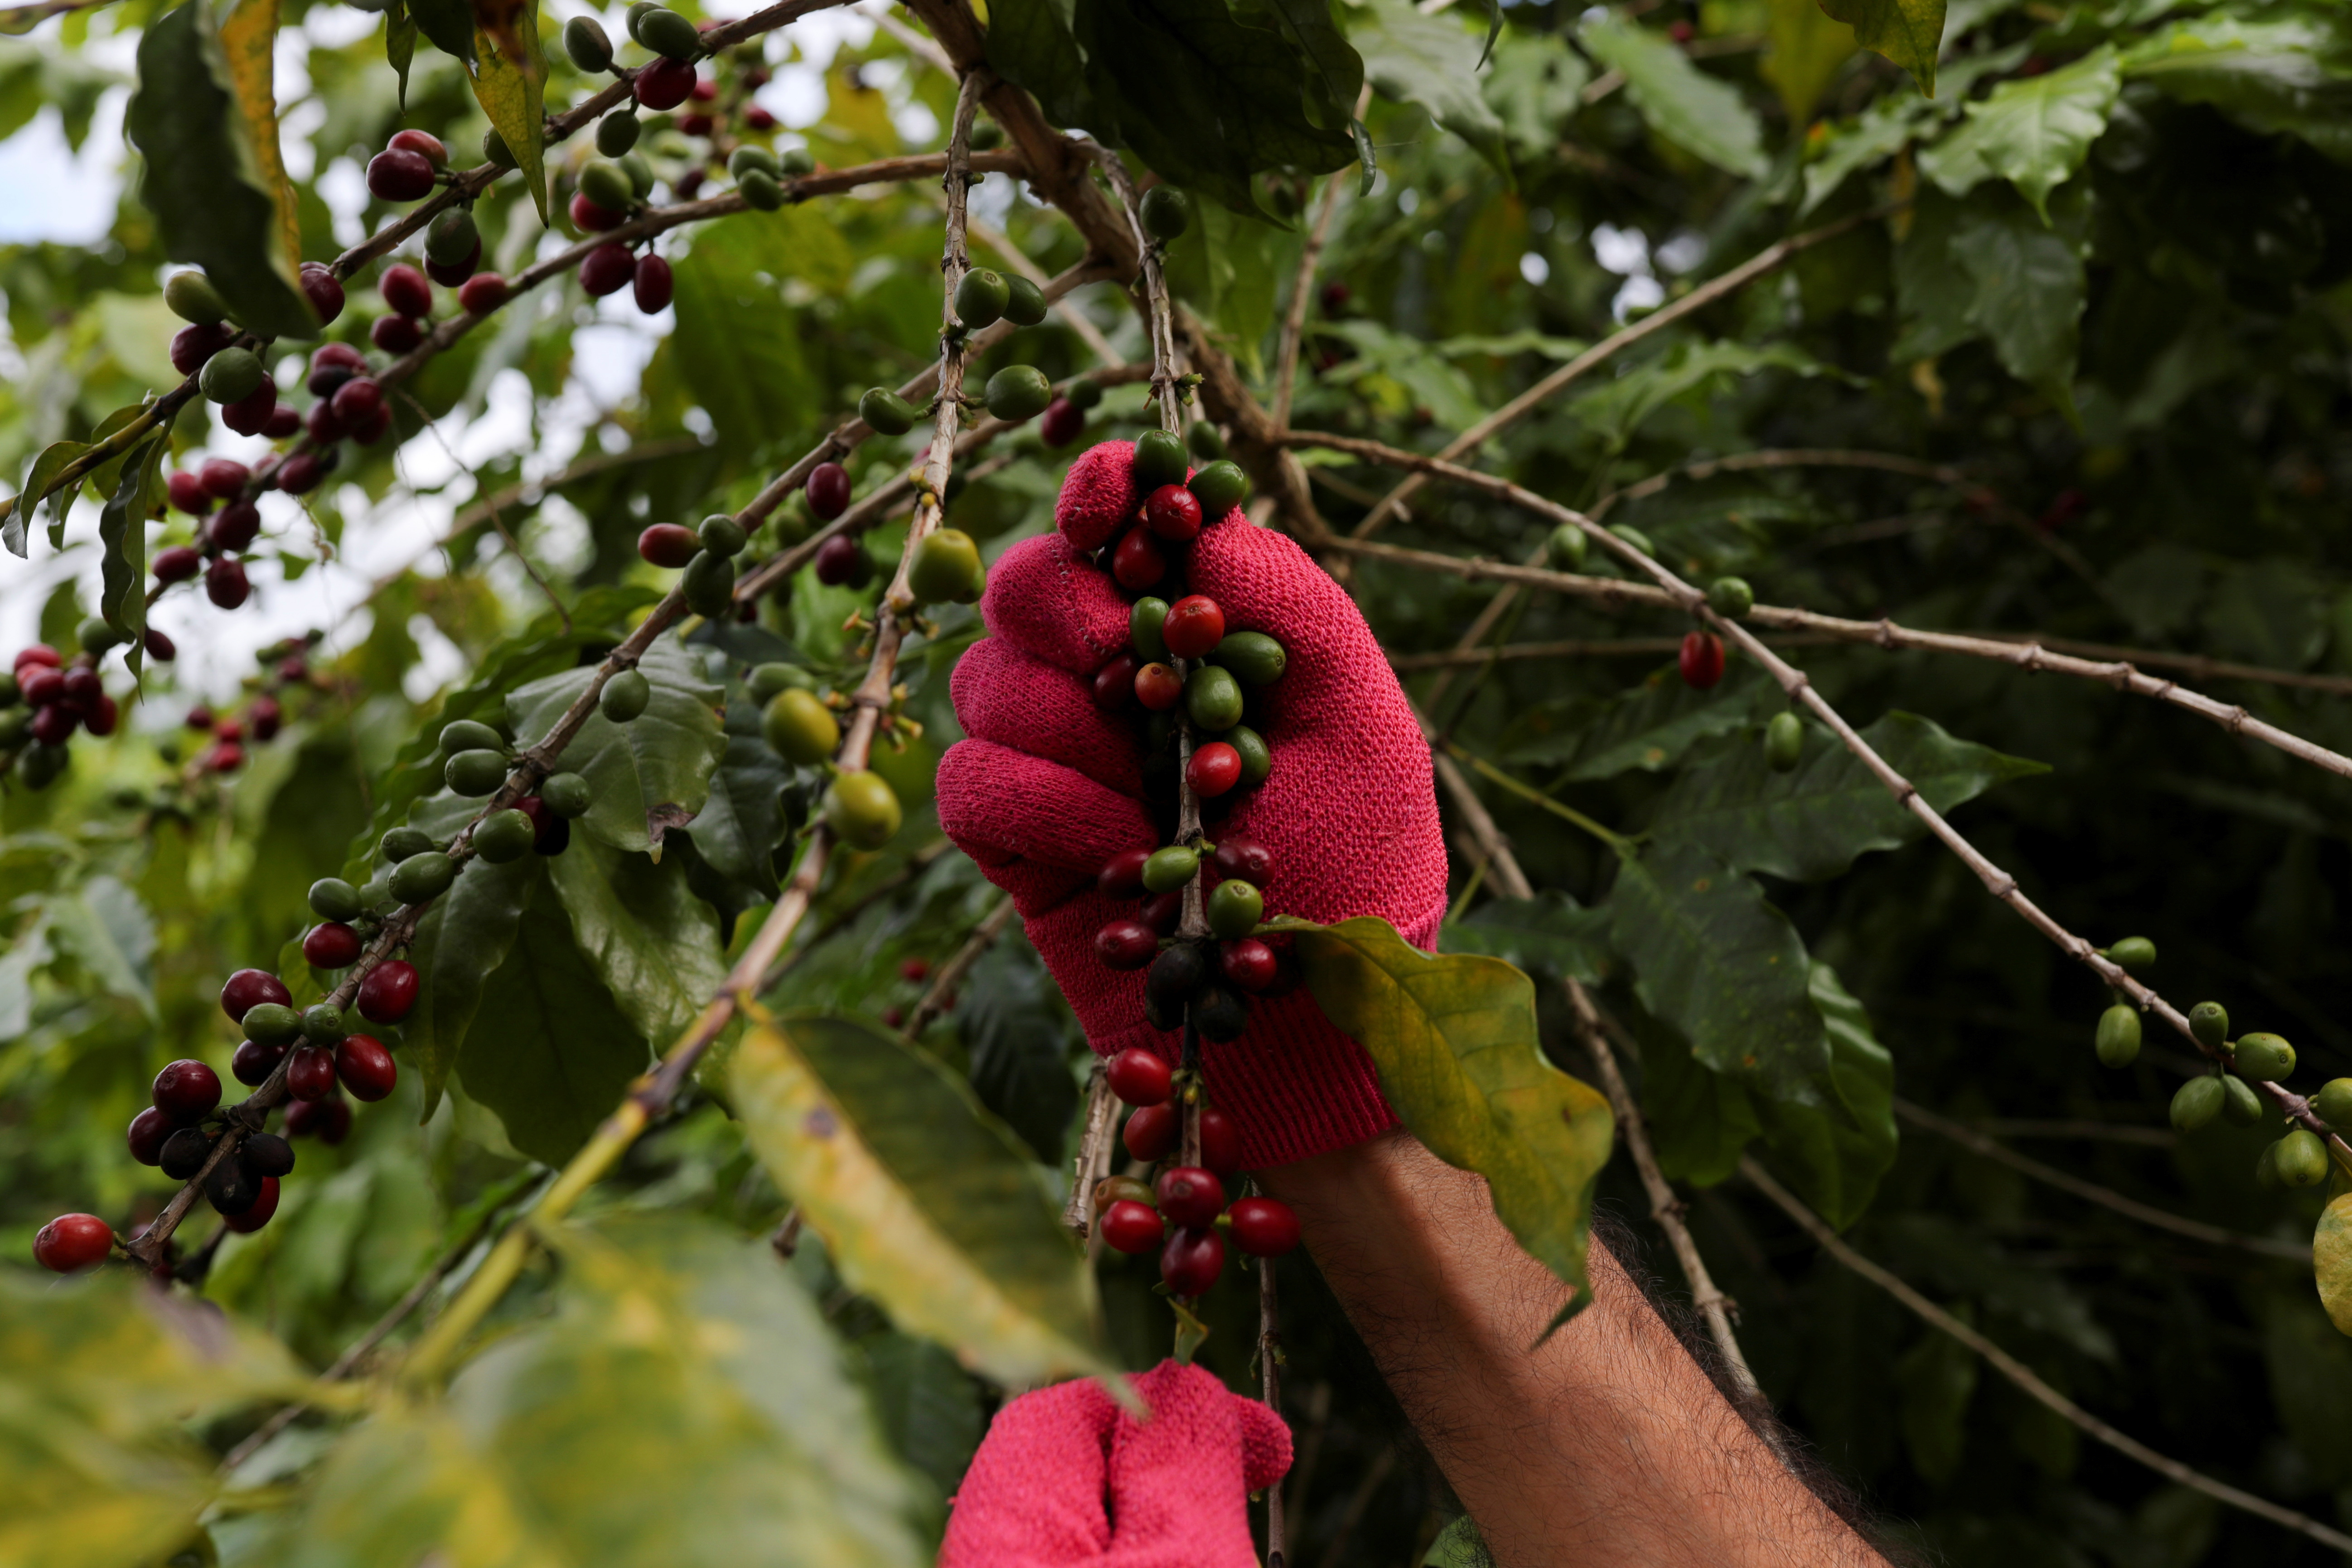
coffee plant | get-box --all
[2,0,2351,1557]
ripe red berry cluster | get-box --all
[1089,1047,1299,1297]
[2,641,121,789]
[1094,836,1291,1037]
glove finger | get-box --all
[1232,1387,1294,1493]
[978,531,1133,677]
[1054,440,1146,554]
[939,1377,1119,1568]
[1100,1361,1262,1568]
[937,738,1155,916]
[953,637,1144,801]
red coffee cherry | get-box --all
[263,404,302,439]
[814,533,868,586]
[458,272,510,314]
[143,629,178,663]
[1679,631,1725,689]
[1145,484,1203,541]
[1140,889,1183,935]
[1156,1165,1224,1228]
[127,1105,174,1165]
[806,461,852,520]
[13,644,60,671]
[635,56,697,109]
[85,694,119,737]
[284,1094,350,1142]
[580,242,636,296]
[29,702,77,745]
[153,1059,223,1123]
[1220,937,1277,992]
[335,1034,398,1101]
[1040,397,1083,448]
[208,500,262,552]
[216,716,244,743]
[1200,1106,1241,1175]
[1161,595,1224,658]
[199,457,251,499]
[276,453,327,497]
[306,397,350,445]
[224,1176,281,1234]
[424,240,480,289]
[218,375,276,435]
[170,321,234,375]
[1111,527,1166,593]
[1123,1100,1178,1162]
[1186,741,1241,797]
[286,1045,338,1101]
[1098,847,1152,900]
[153,546,203,585]
[33,1213,114,1273]
[1099,1200,1166,1254]
[357,958,419,1023]
[167,469,213,514]
[351,407,392,445]
[1159,1226,1224,1297]
[1133,662,1182,711]
[571,189,625,233]
[366,146,436,202]
[380,263,432,319]
[212,740,247,773]
[1211,836,1274,885]
[249,695,283,741]
[633,254,674,313]
[1092,653,1139,711]
[232,1037,286,1086]
[1105,1047,1172,1106]
[387,128,448,166]
[60,666,98,707]
[371,314,423,353]
[299,262,344,326]
[677,111,714,137]
[222,968,291,1024]
[1095,920,1158,972]
[1227,1195,1301,1257]
[330,376,383,426]
[19,666,63,705]
[639,523,700,567]
[302,921,363,968]
[745,105,777,130]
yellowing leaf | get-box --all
[2316,1193,2352,1336]
[217,0,300,278]
[469,0,547,224]
[1764,0,1857,124]
[1289,916,1615,1331]
[1816,0,1943,97]
[731,1011,1114,1389]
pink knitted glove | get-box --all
[935,441,1448,1169]
[939,1360,1292,1568]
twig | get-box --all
[1587,446,1976,521]
[906,895,1013,1036]
[1563,978,1761,1394]
[1975,1118,2174,1148]
[1342,207,1894,543]
[1893,1098,2307,1262]
[1259,1248,1287,1568]
[1414,701,1537,900]
[1742,1156,2352,1553]
[768,839,954,978]
[1271,97,1366,431]
[1063,1065,1117,1234]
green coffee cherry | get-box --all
[358,875,392,908]
[776,145,816,177]
[2105,936,2156,972]
[482,128,517,168]
[389,850,458,904]
[581,160,634,214]
[2221,1073,2264,1126]
[165,270,229,325]
[19,741,64,789]
[2094,1004,2141,1069]
[2316,1079,2352,1129]
[970,117,1003,150]
[954,268,1010,329]
[0,670,18,707]
[1207,878,1262,940]
[1764,711,1803,773]
[2171,1074,2225,1132]
[1210,631,1285,687]
[1546,522,1588,571]
[729,145,779,181]
[440,719,506,755]
[763,688,839,765]
[301,1003,347,1045]
[2278,1128,2331,1187]
[1139,185,1191,241]
[747,663,813,704]
[0,709,26,748]
[473,807,536,863]
[824,769,901,849]
[2235,1032,2296,1081]
[309,877,363,922]
[1182,421,1224,463]
[624,1,662,39]
[740,170,784,210]
[1188,460,1248,518]
[77,618,122,656]
[620,152,655,199]
[1228,725,1271,787]
[200,347,265,405]
[1185,665,1244,731]
[2189,1001,2229,1050]
[683,550,736,616]
[1130,597,1171,664]
[861,387,918,435]
[1142,845,1198,893]
[427,207,478,266]
[1065,376,1103,411]
[381,826,438,862]
[955,564,987,605]
[540,772,593,818]
[1708,576,1754,619]
[636,6,702,58]
[985,365,1053,423]
[564,14,613,70]
[1607,524,1654,561]
[908,528,982,605]
[1002,274,1048,327]
[445,749,509,797]
[602,668,651,722]
[698,514,747,558]
[1133,429,1187,491]
[2256,1139,2281,1190]
[242,1002,303,1046]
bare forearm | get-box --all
[1259,1130,1882,1568]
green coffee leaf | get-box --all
[2127,16,2352,164]
[508,634,726,860]
[1919,45,2120,219]
[1287,916,1615,1332]
[384,0,418,105]
[1502,666,1765,779]
[1756,963,1896,1226]
[958,936,1080,1164]
[671,214,846,459]
[985,0,1108,131]
[1816,0,1943,97]
[546,835,727,1051]
[730,1011,1113,1389]
[7,439,89,558]
[1645,711,2047,882]
[96,437,159,671]
[467,0,548,226]
[1577,14,1768,179]
[1445,890,1611,984]
[407,0,474,63]
[125,0,315,339]
[1349,0,1510,176]
[1764,0,1858,124]
[674,687,794,898]
[1950,187,2088,407]
[1571,340,1848,454]
[1260,0,1365,132]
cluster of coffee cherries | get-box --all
[1087,1047,1299,1298]
[163,265,337,438]
[567,10,791,207]
[0,629,131,789]
[746,660,903,852]
[1542,520,1754,691]
[1094,836,1292,1039]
